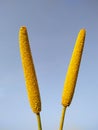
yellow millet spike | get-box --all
[62,29,86,107]
[19,26,41,113]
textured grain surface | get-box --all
[62,29,86,107]
[19,26,41,113]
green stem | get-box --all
[59,106,67,130]
[36,113,42,130]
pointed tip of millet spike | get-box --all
[19,26,27,35]
[19,26,27,32]
[78,28,86,38]
[80,28,86,34]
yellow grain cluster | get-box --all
[62,29,86,107]
[19,26,41,113]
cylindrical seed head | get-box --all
[62,29,86,107]
[19,26,41,113]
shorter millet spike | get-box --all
[59,29,86,130]
[62,29,86,107]
[19,26,41,114]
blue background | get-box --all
[0,0,98,130]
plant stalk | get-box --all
[59,106,67,130]
[36,113,42,130]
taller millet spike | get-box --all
[19,26,41,114]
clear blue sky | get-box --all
[0,0,98,130]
